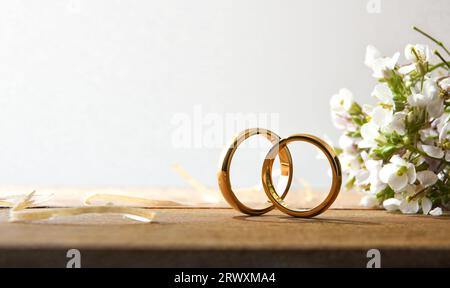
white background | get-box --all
[0,0,449,189]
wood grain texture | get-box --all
[0,208,449,267]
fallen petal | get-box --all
[429,207,443,216]
[383,198,401,212]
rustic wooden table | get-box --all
[0,208,449,267]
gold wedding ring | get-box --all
[218,130,342,218]
[217,128,293,216]
[262,134,342,217]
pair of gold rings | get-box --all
[217,128,342,217]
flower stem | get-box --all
[434,50,450,70]
[413,26,450,57]
[429,62,450,72]
[410,187,428,201]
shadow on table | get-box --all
[232,215,379,225]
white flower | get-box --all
[429,207,443,216]
[359,107,390,148]
[359,122,380,149]
[385,112,406,135]
[339,152,361,179]
[399,44,430,76]
[330,88,354,112]
[330,89,357,131]
[371,83,394,107]
[409,79,444,118]
[383,198,401,212]
[379,155,416,192]
[365,45,400,79]
[405,44,431,63]
[358,152,387,194]
[371,106,389,124]
[358,107,405,149]
[421,197,432,215]
[330,41,448,215]
[372,107,405,134]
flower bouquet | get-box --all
[330,27,450,215]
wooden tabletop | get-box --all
[0,208,449,267]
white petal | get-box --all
[370,53,399,79]
[417,171,438,187]
[370,182,387,194]
[403,184,417,195]
[379,164,397,184]
[389,173,408,192]
[362,104,374,115]
[355,170,370,185]
[365,45,381,68]
[390,155,406,166]
[406,164,416,184]
[330,93,344,111]
[424,79,438,100]
[365,159,382,171]
[339,134,355,151]
[446,151,450,162]
[330,89,354,112]
[360,122,379,141]
[372,106,392,127]
[358,139,375,149]
[383,198,401,211]
[421,197,432,215]
[405,44,431,62]
[360,195,379,208]
[408,93,428,107]
[429,207,443,216]
[331,113,350,130]
[421,144,444,158]
[387,52,400,69]
[386,112,406,135]
[360,151,369,162]
[399,199,420,214]
[439,122,450,142]
[427,98,444,119]
[371,84,393,104]
[398,64,416,75]
[404,44,415,62]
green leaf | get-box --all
[371,144,400,160]
[386,70,410,112]
[376,186,395,202]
